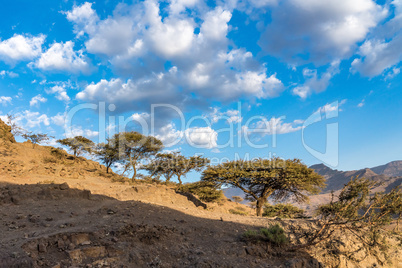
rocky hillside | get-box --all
[311,163,402,193]
[1,119,402,267]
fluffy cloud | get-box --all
[293,61,340,99]
[66,2,99,37]
[29,94,47,107]
[185,126,218,149]
[169,0,201,14]
[242,117,304,136]
[0,34,45,64]
[46,85,70,102]
[70,2,283,112]
[155,123,184,146]
[0,70,19,78]
[34,41,91,74]
[51,113,66,126]
[351,0,402,77]
[145,1,195,58]
[65,126,99,138]
[351,37,402,77]
[208,108,243,124]
[185,49,284,100]
[19,110,50,128]
[317,100,347,114]
[76,69,180,111]
[0,96,12,106]
[260,0,387,65]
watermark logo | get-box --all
[62,101,340,167]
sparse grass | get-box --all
[243,225,288,246]
[229,209,248,216]
[42,156,58,164]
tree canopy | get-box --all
[57,136,94,157]
[141,152,210,185]
[113,131,163,179]
[95,138,120,173]
[22,133,52,148]
[202,157,325,216]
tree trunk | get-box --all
[256,199,264,217]
[106,165,110,173]
[177,175,182,185]
[132,165,137,180]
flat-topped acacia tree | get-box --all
[57,136,94,157]
[202,157,326,216]
[141,152,210,185]
[113,131,163,179]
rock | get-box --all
[57,240,65,249]
[81,246,107,258]
[68,249,83,264]
[59,183,69,190]
[38,243,47,253]
[11,196,21,205]
[71,233,91,246]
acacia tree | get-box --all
[141,153,176,182]
[173,155,210,185]
[57,136,94,157]
[22,133,52,148]
[95,138,120,173]
[141,152,210,185]
[290,177,402,255]
[232,196,244,203]
[202,157,325,216]
[4,114,25,137]
[114,131,163,179]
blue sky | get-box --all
[0,0,401,180]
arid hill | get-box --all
[1,119,401,267]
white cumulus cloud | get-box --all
[29,94,47,107]
[0,96,12,106]
[260,0,387,65]
[34,41,91,74]
[0,34,45,64]
[46,85,70,102]
[185,126,218,149]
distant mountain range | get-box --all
[310,161,402,193]
[223,161,402,208]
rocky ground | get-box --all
[0,183,324,268]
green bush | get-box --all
[177,181,223,202]
[243,224,288,246]
[263,203,305,218]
